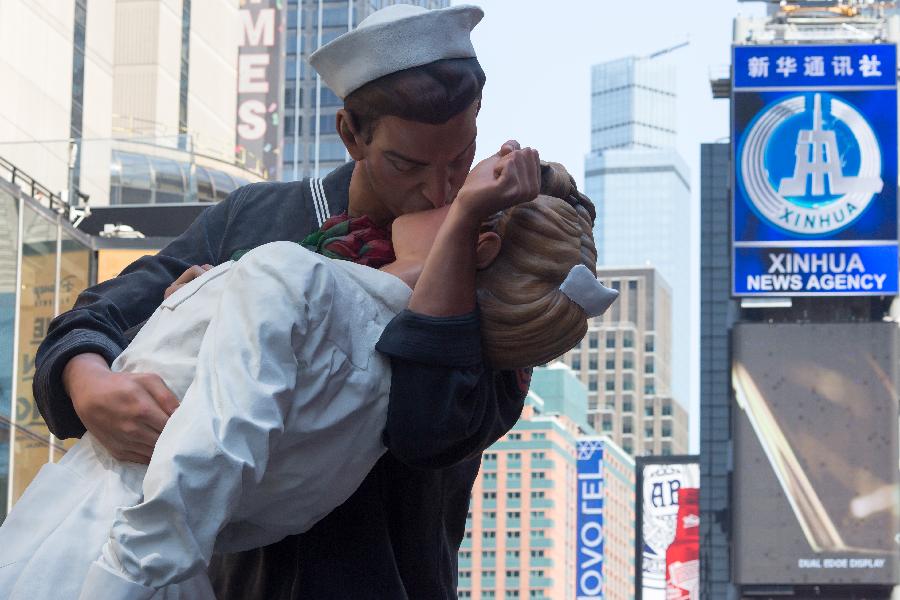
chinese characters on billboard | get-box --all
[732,44,898,296]
[636,457,699,600]
[237,1,285,180]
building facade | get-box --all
[459,364,637,599]
[698,142,735,600]
[460,365,587,599]
[281,0,449,182]
[562,267,688,457]
[584,54,692,419]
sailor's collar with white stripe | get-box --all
[309,176,332,228]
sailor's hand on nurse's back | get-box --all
[163,264,213,300]
[63,353,179,464]
[454,143,541,223]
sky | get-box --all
[456,0,770,452]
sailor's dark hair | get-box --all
[343,57,486,143]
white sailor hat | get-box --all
[308,4,484,99]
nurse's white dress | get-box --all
[0,242,411,599]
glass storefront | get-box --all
[0,185,94,518]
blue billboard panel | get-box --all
[734,245,898,295]
[734,44,896,88]
[577,440,605,600]
[732,44,898,297]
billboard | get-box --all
[732,322,900,585]
[236,1,285,180]
[636,456,700,600]
[732,44,898,296]
[576,439,605,599]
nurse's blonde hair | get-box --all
[477,162,597,369]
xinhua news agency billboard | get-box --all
[732,323,899,585]
[732,44,898,296]
[576,440,605,599]
[636,457,699,600]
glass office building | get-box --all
[0,175,94,519]
[585,54,691,418]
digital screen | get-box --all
[732,322,900,584]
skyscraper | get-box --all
[698,142,735,600]
[561,266,688,457]
[584,53,691,423]
[281,0,449,182]
[459,365,631,600]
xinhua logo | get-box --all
[740,92,883,235]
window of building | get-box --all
[623,331,634,348]
[645,359,655,374]
[572,357,581,370]
[662,426,672,437]
[483,531,496,539]
[530,550,545,558]
[460,570,471,578]
[506,550,520,559]
[460,551,471,559]
[508,452,521,461]
[484,453,497,461]
[507,511,520,520]
[531,472,546,480]
[645,426,654,438]
[662,403,673,416]
[483,492,496,500]
[483,472,497,480]
[507,492,521,500]
[505,591,519,599]
[588,333,598,349]
[645,405,654,416]
[645,336,655,352]
[622,375,634,391]
[645,383,655,395]
[623,442,633,454]
[622,419,633,434]
[606,333,616,348]
[530,570,545,577]
[530,511,545,519]
[508,433,522,440]
[531,530,545,538]
[605,378,615,391]
[623,357,634,370]
[506,531,520,539]
[508,472,521,480]
[532,433,546,440]
[662,442,672,455]
[605,357,615,370]
[483,550,496,559]
[530,491,545,499]
[602,415,613,431]
[532,452,545,460]
[623,399,634,413]
[482,570,495,577]
[589,378,598,392]
[589,357,598,370]
[483,511,496,519]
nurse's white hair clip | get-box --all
[559,264,619,318]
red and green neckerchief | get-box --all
[300,213,395,268]
[231,213,395,268]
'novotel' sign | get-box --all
[576,440,606,599]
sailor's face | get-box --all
[362,101,478,218]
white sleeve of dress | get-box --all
[79,248,334,600]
